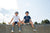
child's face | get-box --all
[15,13,18,16]
[26,13,29,16]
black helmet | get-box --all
[15,11,18,14]
[25,11,29,14]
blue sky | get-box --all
[0,0,50,24]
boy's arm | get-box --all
[19,18,21,22]
[30,19,32,22]
[29,16,32,22]
[9,18,14,24]
[22,19,24,22]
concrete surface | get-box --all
[0,24,50,33]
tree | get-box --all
[41,19,50,24]
[34,22,38,24]
[2,22,6,24]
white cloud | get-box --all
[0,13,13,24]
[0,13,4,23]
[0,8,17,24]
[4,14,11,24]
[0,0,18,10]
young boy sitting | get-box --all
[21,11,37,31]
[9,11,21,32]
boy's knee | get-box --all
[12,22,15,25]
[30,22,33,24]
[17,22,20,25]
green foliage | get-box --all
[34,19,50,24]
[41,19,50,24]
[2,22,6,24]
[34,22,38,24]
[0,23,1,24]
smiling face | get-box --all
[15,13,18,16]
[25,13,29,16]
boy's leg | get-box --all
[17,22,20,27]
[29,22,37,31]
[17,22,21,32]
[12,22,15,31]
[20,21,25,24]
[29,22,35,29]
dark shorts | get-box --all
[24,21,30,23]
[14,22,18,25]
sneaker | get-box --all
[19,30,21,32]
[33,29,37,31]
[19,27,21,32]
[11,30,14,32]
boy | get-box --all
[22,11,37,31]
[9,11,21,32]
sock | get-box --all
[33,25,36,29]
[19,27,21,30]
[12,26,14,31]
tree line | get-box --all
[34,19,50,24]
[0,19,50,24]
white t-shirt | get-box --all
[13,15,19,22]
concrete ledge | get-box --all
[0,24,50,33]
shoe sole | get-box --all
[11,32,14,33]
[19,31,21,33]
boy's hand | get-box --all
[8,22,11,24]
